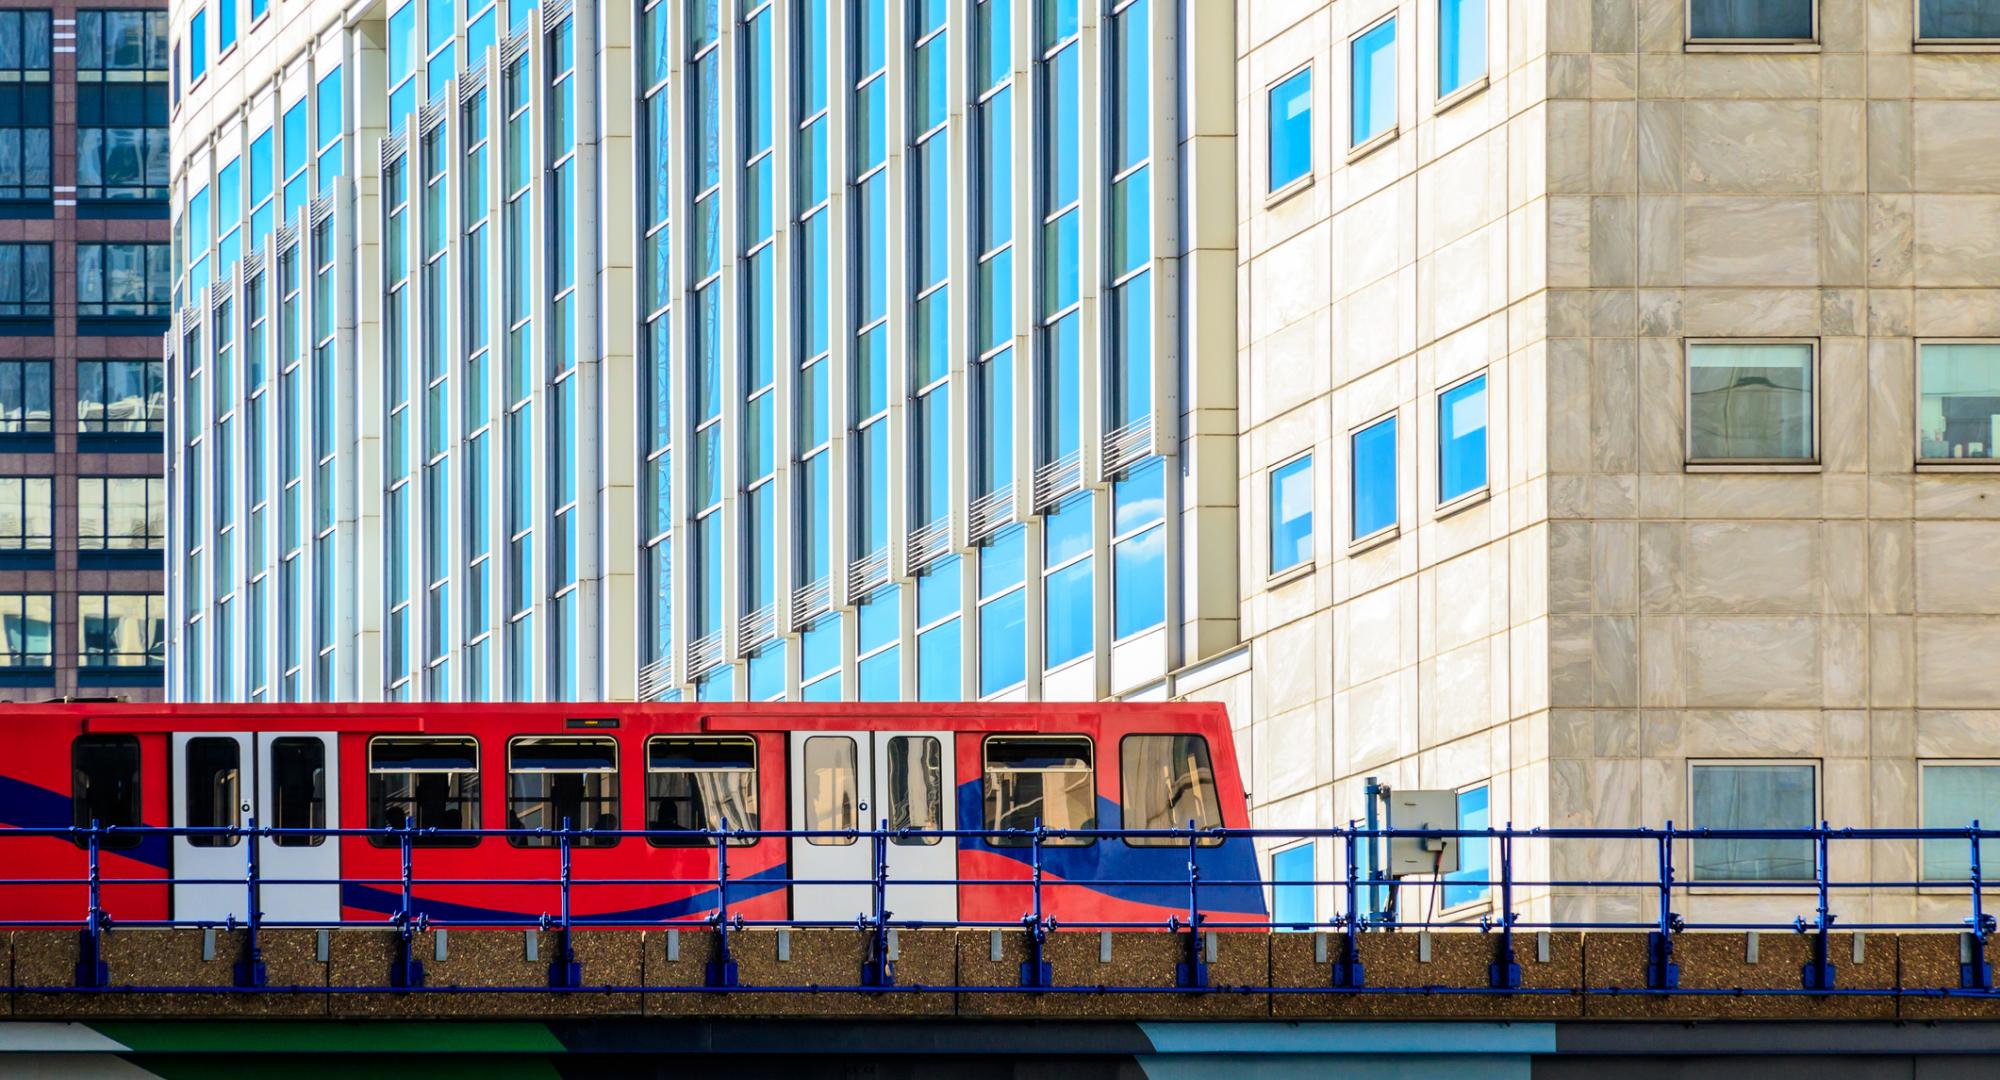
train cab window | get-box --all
[184,737,243,847]
[268,736,327,847]
[1120,734,1223,847]
[367,736,481,847]
[802,735,859,846]
[983,736,1095,846]
[645,736,757,847]
[886,735,943,846]
[506,736,619,847]
[71,734,141,849]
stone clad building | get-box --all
[1222,0,2000,926]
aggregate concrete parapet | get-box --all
[1272,931,1585,1019]
[326,930,643,1018]
[1896,933,2000,1021]
[1583,932,1899,1020]
[11,930,327,1018]
[642,929,955,1018]
[955,930,1270,1019]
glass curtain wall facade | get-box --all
[169,0,1226,703]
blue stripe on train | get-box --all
[338,862,791,923]
[0,773,171,870]
[954,782,1267,916]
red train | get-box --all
[1,702,1264,929]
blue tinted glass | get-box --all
[918,621,961,701]
[859,584,898,651]
[468,8,495,62]
[696,665,735,701]
[1112,524,1164,639]
[801,673,842,701]
[981,526,1024,595]
[979,0,1011,88]
[1689,0,1813,39]
[1268,68,1311,190]
[1046,43,1078,207]
[389,4,415,84]
[1350,17,1395,147]
[1921,0,2000,38]
[979,89,1013,252]
[1044,492,1091,566]
[802,613,841,677]
[1443,786,1490,907]
[979,589,1024,693]
[979,345,1014,495]
[1439,375,1488,503]
[1041,0,1076,48]
[919,556,960,625]
[317,67,342,145]
[1351,418,1397,540]
[858,648,899,700]
[748,642,786,700]
[856,0,885,74]
[1114,458,1164,534]
[1439,0,1486,96]
[1270,454,1313,572]
[1045,312,1080,456]
[1272,841,1316,928]
[427,0,453,51]
[191,11,206,79]
[1044,558,1091,667]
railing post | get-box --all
[547,816,583,989]
[1802,821,1838,991]
[234,815,267,988]
[74,818,109,988]
[1175,819,1208,989]
[1965,819,1994,990]
[862,817,895,988]
[1019,818,1051,989]
[1489,825,1521,990]
[705,817,739,988]
[1646,822,1679,990]
[1333,823,1364,988]
[389,821,425,988]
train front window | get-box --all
[803,735,859,846]
[367,736,481,847]
[184,737,242,848]
[886,735,943,846]
[72,734,141,849]
[269,736,327,847]
[983,736,1095,846]
[1120,734,1223,847]
[645,736,757,847]
[507,737,620,847]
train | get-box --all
[1,702,1264,928]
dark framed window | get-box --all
[72,734,142,848]
[0,11,53,207]
[1687,0,1815,42]
[78,359,166,433]
[506,736,619,847]
[268,736,327,847]
[0,359,52,432]
[76,10,170,73]
[1119,734,1223,846]
[0,243,52,315]
[76,83,170,202]
[1920,0,2000,41]
[0,593,53,666]
[79,593,165,668]
[645,735,757,846]
[183,736,242,848]
[78,476,166,550]
[366,736,481,846]
[0,475,53,550]
[982,735,1095,846]
[77,243,170,317]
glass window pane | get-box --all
[1351,417,1397,541]
[1922,0,2000,38]
[983,735,1093,843]
[1439,374,1488,502]
[1922,764,2000,881]
[1688,343,1815,461]
[803,735,858,844]
[1919,343,2000,461]
[1443,785,1490,907]
[1112,525,1163,639]
[1690,0,1815,40]
[184,737,243,847]
[1268,67,1311,191]
[1439,0,1487,96]
[1351,17,1396,147]
[886,736,943,843]
[1271,842,1316,928]
[917,619,960,701]
[1270,454,1313,572]
[1120,734,1221,844]
[1044,558,1091,667]
[978,589,1024,695]
[1690,763,1816,881]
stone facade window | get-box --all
[1918,342,2000,463]
[1268,66,1311,193]
[1686,341,1817,465]
[1918,0,2000,41]
[1270,453,1314,574]
[1921,763,2000,881]
[1687,0,1815,43]
[1350,15,1396,149]
[1689,761,1817,882]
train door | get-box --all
[255,733,340,923]
[171,732,253,921]
[788,731,956,924]
[172,732,341,923]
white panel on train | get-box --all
[255,732,341,923]
[172,732,341,925]
[788,731,957,925]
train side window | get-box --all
[506,737,620,848]
[269,737,327,847]
[71,734,141,849]
[645,736,758,847]
[184,737,243,847]
[367,736,481,847]
[1119,734,1223,847]
[802,735,859,846]
[886,735,943,846]
[983,736,1095,846]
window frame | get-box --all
[1915,338,2000,468]
[364,734,482,847]
[1917,759,2000,887]
[1686,758,1822,889]
[504,734,620,848]
[981,733,1097,847]
[1117,732,1223,848]
[78,592,166,668]
[1267,450,1314,579]
[1347,10,1399,159]
[1684,338,1821,470]
[1349,410,1400,548]
[1437,369,1491,511]
[1264,61,1313,201]
[1436,0,1490,107]
[644,734,760,847]
[1684,0,1820,48]
[71,733,143,849]
[1915,0,2000,47]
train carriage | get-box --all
[0,702,1264,929]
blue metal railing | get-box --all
[13,819,2000,996]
